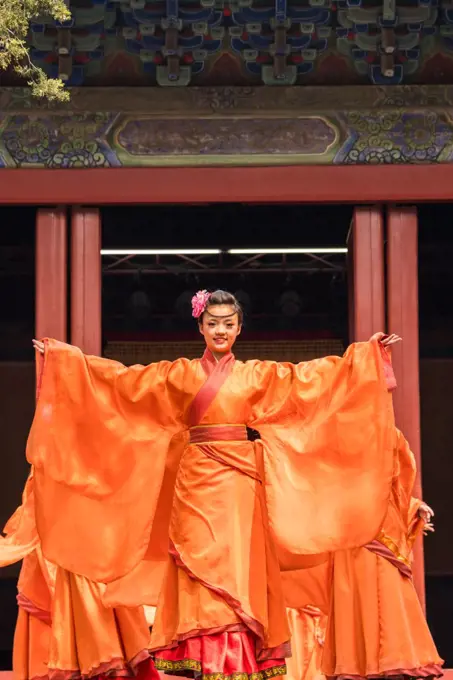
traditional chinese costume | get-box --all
[2,336,396,680]
[322,429,443,680]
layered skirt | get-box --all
[12,425,443,680]
[14,425,290,680]
[322,547,443,680]
[151,425,289,679]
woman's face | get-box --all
[199,304,241,356]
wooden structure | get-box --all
[11,0,453,89]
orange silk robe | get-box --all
[286,607,327,680]
[322,429,443,679]
[2,337,395,679]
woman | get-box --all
[322,429,443,680]
[4,289,399,680]
[282,433,442,680]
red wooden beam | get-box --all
[387,206,425,610]
[349,206,385,342]
[1,165,453,204]
[71,207,102,355]
[35,208,67,341]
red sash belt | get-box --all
[189,425,247,444]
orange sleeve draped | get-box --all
[375,428,424,563]
[247,337,395,563]
[27,338,191,583]
[0,473,39,568]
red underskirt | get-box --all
[153,630,287,680]
[95,658,160,680]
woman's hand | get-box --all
[369,332,402,346]
[419,502,435,535]
[32,339,45,354]
[414,502,434,536]
[419,501,434,523]
[380,334,402,348]
[423,521,435,536]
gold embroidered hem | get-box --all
[154,657,287,680]
[155,659,201,673]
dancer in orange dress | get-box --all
[283,432,441,680]
[1,290,400,680]
[322,428,443,680]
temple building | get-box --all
[0,0,453,675]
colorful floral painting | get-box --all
[1,91,453,167]
[0,113,120,168]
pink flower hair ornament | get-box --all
[191,290,211,319]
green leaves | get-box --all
[0,0,71,101]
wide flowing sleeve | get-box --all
[27,338,187,583]
[391,429,424,548]
[0,472,39,568]
[248,337,396,562]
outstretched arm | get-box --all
[27,337,186,583]
[250,337,397,558]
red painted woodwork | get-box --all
[387,206,425,610]
[71,207,102,355]
[348,206,385,342]
[35,208,67,341]
[1,165,453,204]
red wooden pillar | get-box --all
[387,206,425,610]
[348,206,385,341]
[71,207,102,355]
[36,208,67,340]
